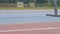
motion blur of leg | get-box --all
[46,0,60,17]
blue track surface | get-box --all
[0,10,60,24]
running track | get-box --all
[0,10,60,34]
[0,22,60,34]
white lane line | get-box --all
[0,27,60,32]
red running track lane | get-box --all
[0,22,60,34]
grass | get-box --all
[0,7,60,10]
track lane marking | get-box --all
[0,27,60,32]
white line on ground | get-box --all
[0,27,60,32]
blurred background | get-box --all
[0,0,60,10]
